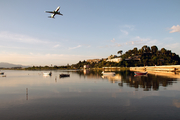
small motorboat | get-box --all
[43,72,52,76]
[102,71,115,75]
[0,72,4,75]
[59,74,70,78]
[134,72,147,75]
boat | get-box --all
[43,72,52,76]
[0,72,4,75]
[59,74,70,78]
[134,72,147,75]
[102,71,115,75]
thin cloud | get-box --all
[111,38,115,43]
[53,44,60,48]
[133,36,150,41]
[0,45,28,49]
[121,30,129,35]
[164,43,180,49]
[100,36,157,48]
[82,44,91,48]
[0,31,49,44]
[125,36,151,45]
[169,25,180,33]
[123,25,135,31]
[87,45,91,48]
[69,45,82,50]
[114,43,122,47]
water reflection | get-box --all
[75,69,102,79]
[173,99,180,108]
[124,72,177,91]
[102,74,121,83]
[26,88,28,100]
[1,70,180,120]
[74,70,178,91]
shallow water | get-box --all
[0,70,180,120]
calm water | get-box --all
[0,70,180,120]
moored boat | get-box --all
[0,72,4,75]
[43,72,52,76]
[102,71,115,75]
[60,74,70,78]
[134,72,147,75]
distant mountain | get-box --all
[0,62,30,68]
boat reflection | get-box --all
[75,69,102,79]
[102,74,121,83]
[59,74,70,78]
[73,70,179,91]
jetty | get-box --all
[130,65,180,78]
[130,65,180,72]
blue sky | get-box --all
[0,0,180,66]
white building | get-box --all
[106,58,122,63]
[83,65,90,69]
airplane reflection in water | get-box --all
[74,70,178,91]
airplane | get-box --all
[45,6,63,18]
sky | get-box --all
[0,0,180,66]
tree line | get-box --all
[25,45,180,70]
[74,45,180,68]
[119,45,180,67]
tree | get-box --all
[147,46,151,53]
[133,47,138,55]
[142,45,148,53]
[151,45,158,53]
[117,50,123,56]
[161,48,166,55]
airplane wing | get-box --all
[45,11,54,13]
[56,13,63,16]
[52,14,56,18]
[48,14,55,18]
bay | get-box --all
[0,70,180,120]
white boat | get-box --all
[102,71,115,75]
[43,72,52,76]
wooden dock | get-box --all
[130,65,180,78]
[130,65,180,72]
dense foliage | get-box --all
[74,45,180,68]
[119,45,180,67]
[73,60,120,69]
[25,65,72,70]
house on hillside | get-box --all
[106,55,122,63]
[83,65,90,69]
[87,59,101,63]
[87,58,106,63]
[106,58,122,63]
[108,55,117,59]
[125,55,141,61]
